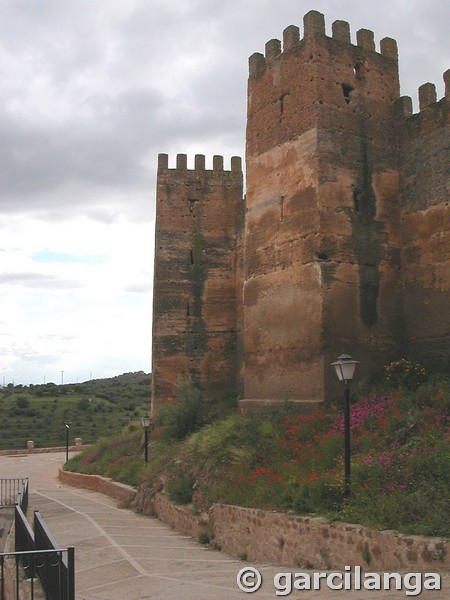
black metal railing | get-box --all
[0,479,28,508]
[0,548,74,600]
[15,479,28,513]
[34,511,74,600]
[14,505,35,578]
[1,504,75,600]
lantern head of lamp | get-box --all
[141,415,151,430]
[331,353,360,385]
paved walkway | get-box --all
[0,452,448,599]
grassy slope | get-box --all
[0,372,151,450]
[65,375,450,537]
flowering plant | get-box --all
[384,358,427,389]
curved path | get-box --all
[0,452,448,599]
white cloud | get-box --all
[0,214,153,384]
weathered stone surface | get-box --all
[210,503,450,571]
[151,155,244,410]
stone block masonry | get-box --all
[152,154,244,409]
[210,504,450,572]
[151,10,450,413]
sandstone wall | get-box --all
[151,154,244,411]
[397,76,450,371]
[244,11,403,404]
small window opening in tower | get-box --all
[279,93,288,116]
[280,196,285,222]
[353,62,365,79]
[190,249,194,265]
[186,301,190,317]
[342,83,354,104]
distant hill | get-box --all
[0,371,151,451]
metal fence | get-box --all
[34,511,74,600]
[15,479,28,514]
[0,547,74,600]
[0,486,75,600]
[0,479,28,509]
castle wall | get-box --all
[398,75,450,370]
[310,17,404,395]
[151,11,450,412]
[151,154,243,411]
[244,11,404,403]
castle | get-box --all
[151,10,450,414]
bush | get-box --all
[384,359,427,390]
[159,377,204,440]
[16,396,30,410]
[167,469,195,504]
[292,476,343,514]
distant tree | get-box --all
[77,398,90,411]
[16,396,30,410]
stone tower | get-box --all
[242,11,403,409]
[151,10,449,414]
[151,154,244,410]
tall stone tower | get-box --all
[242,11,403,409]
[151,154,244,411]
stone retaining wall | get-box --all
[153,494,208,539]
[58,469,136,506]
[210,504,450,572]
[58,470,450,572]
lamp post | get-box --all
[141,415,151,464]
[331,353,359,498]
[64,421,70,463]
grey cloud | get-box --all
[10,343,60,364]
[0,0,448,221]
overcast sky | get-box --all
[1,0,448,385]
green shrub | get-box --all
[167,470,195,504]
[198,532,210,545]
[159,377,204,440]
[292,478,342,514]
[384,359,427,390]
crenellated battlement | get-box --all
[249,9,398,79]
[158,153,242,174]
[395,70,450,119]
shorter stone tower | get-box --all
[151,154,244,411]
